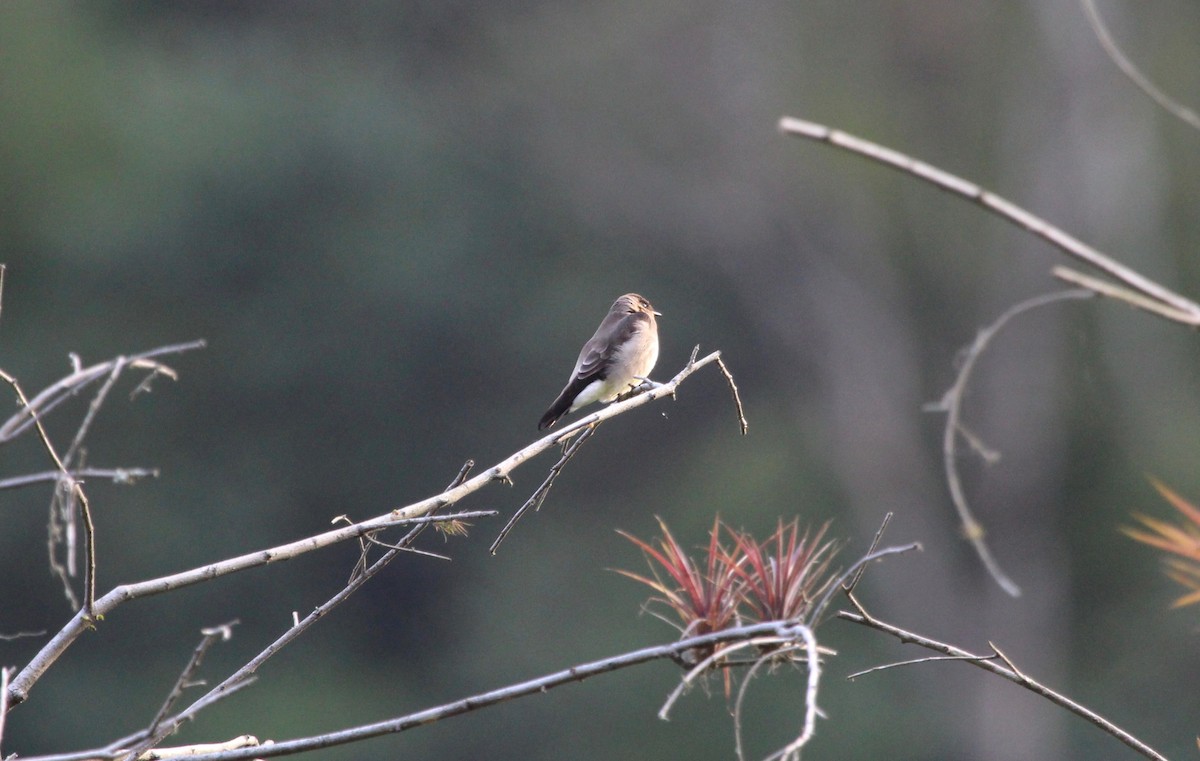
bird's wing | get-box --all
[572,311,651,381]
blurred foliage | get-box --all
[3,2,1200,760]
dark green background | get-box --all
[3,2,1199,759]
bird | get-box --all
[538,293,661,430]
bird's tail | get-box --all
[538,398,571,430]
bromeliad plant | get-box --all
[729,518,839,626]
[1124,478,1200,608]
[615,517,744,663]
[616,516,841,666]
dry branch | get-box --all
[778,116,1200,327]
[839,596,1168,761]
[6,350,738,710]
[39,622,811,761]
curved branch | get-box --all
[1080,0,1200,132]
[927,290,1094,597]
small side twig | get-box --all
[712,351,748,435]
[78,486,96,616]
[0,467,159,491]
[146,622,239,736]
[844,511,893,595]
[489,423,598,554]
[0,340,206,443]
[1052,266,1194,323]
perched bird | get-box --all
[538,293,661,430]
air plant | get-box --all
[726,518,839,627]
[615,516,744,664]
[1124,478,1200,608]
[616,516,842,666]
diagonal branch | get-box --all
[489,423,598,553]
[0,467,159,492]
[7,351,738,708]
[36,622,808,761]
[839,597,1168,761]
[778,116,1200,326]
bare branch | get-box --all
[1052,265,1196,323]
[0,666,10,756]
[844,511,893,596]
[0,468,159,492]
[838,602,1169,761]
[489,423,598,553]
[79,622,806,761]
[6,510,460,707]
[777,116,1200,326]
[759,626,823,761]
[925,290,1093,597]
[1080,0,1200,131]
[145,622,239,737]
[0,340,207,443]
[136,736,264,760]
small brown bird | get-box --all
[538,293,661,430]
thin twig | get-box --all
[844,512,893,595]
[78,485,96,616]
[146,622,239,736]
[926,290,1093,597]
[0,467,159,491]
[489,424,598,554]
[778,116,1200,326]
[838,600,1169,761]
[0,368,98,615]
[63,358,128,467]
[0,340,206,443]
[808,542,921,629]
[713,352,749,435]
[1080,0,1200,131]
[659,636,777,721]
[845,653,994,680]
[46,483,80,610]
[1052,265,1196,323]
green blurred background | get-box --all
[3,2,1200,759]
